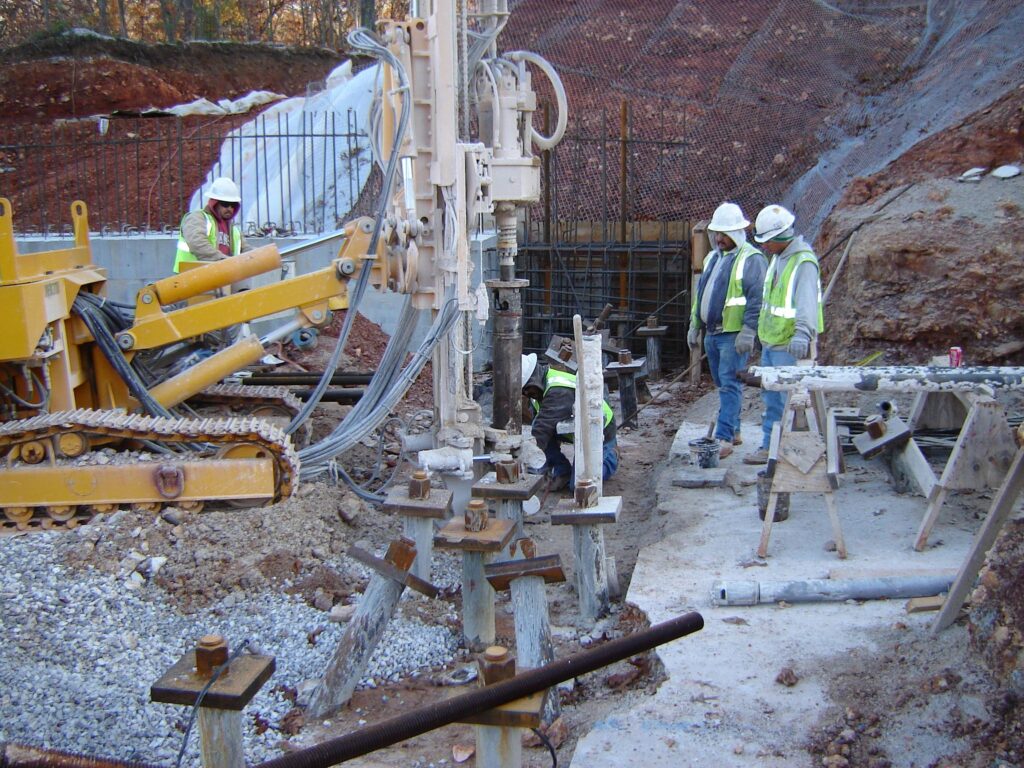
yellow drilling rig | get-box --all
[0,0,567,532]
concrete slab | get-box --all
[672,467,729,488]
[570,410,982,767]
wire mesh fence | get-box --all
[0,109,374,237]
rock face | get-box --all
[819,173,1024,367]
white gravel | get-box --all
[0,531,462,766]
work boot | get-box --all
[743,448,769,465]
[718,440,734,459]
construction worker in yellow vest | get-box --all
[743,204,825,465]
[688,202,767,460]
[173,176,251,274]
[521,353,618,492]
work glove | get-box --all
[787,331,811,360]
[687,325,701,348]
[734,325,756,355]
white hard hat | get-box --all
[753,205,796,243]
[206,177,242,204]
[707,202,750,232]
[521,353,538,389]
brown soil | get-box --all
[0,34,344,123]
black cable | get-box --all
[329,415,408,501]
[72,294,172,418]
[531,727,558,767]
[174,639,251,768]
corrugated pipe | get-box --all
[0,743,160,768]
[255,612,705,768]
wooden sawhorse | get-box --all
[893,389,1016,550]
[757,388,846,559]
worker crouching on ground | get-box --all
[173,176,252,274]
[688,202,767,460]
[521,353,618,492]
[743,204,824,465]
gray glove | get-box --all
[734,325,756,354]
[687,325,701,347]
[787,331,810,360]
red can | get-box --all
[949,346,963,367]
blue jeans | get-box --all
[704,331,748,443]
[545,437,619,485]
[760,346,797,449]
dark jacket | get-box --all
[525,363,617,451]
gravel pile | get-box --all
[0,530,463,766]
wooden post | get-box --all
[150,636,275,768]
[486,547,566,725]
[307,538,437,717]
[636,318,668,380]
[472,460,545,560]
[933,445,1024,633]
[607,350,645,429]
[382,471,453,582]
[198,711,244,768]
[552,495,622,625]
[435,515,517,649]
[475,646,522,768]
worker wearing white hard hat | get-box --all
[521,352,618,492]
[173,176,252,273]
[688,202,767,459]
[743,204,825,465]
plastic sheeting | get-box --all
[188,60,378,235]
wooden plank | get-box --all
[771,456,833,493]
[472,472,546,501]
[434,518,517,552]
[382,487,453,518]
[893,438,936,498]
[851,416,912,459]
[906,595,946,614]
[940,398,1015,490]
[780,432,825,475]
[933,446,1024,632]
[550,495,622,526]
[826,409,842,488]
[484,555,565,591]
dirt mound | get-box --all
[0,32,344,122]
[818,87,1024,367]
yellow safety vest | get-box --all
[173,211,242,273]
[757,250,825,345]
[536,368,615,432]
[691,240,762,332]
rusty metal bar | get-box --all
[0,743,161,768]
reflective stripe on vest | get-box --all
[173,211,241,273]
[758,250,824,345]
[690,241,760,332]
[543,369,614,429]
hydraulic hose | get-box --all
[505,50,568,150]
[256,612,704,768]
[284,26,413,439]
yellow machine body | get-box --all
[0,199,382,530]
